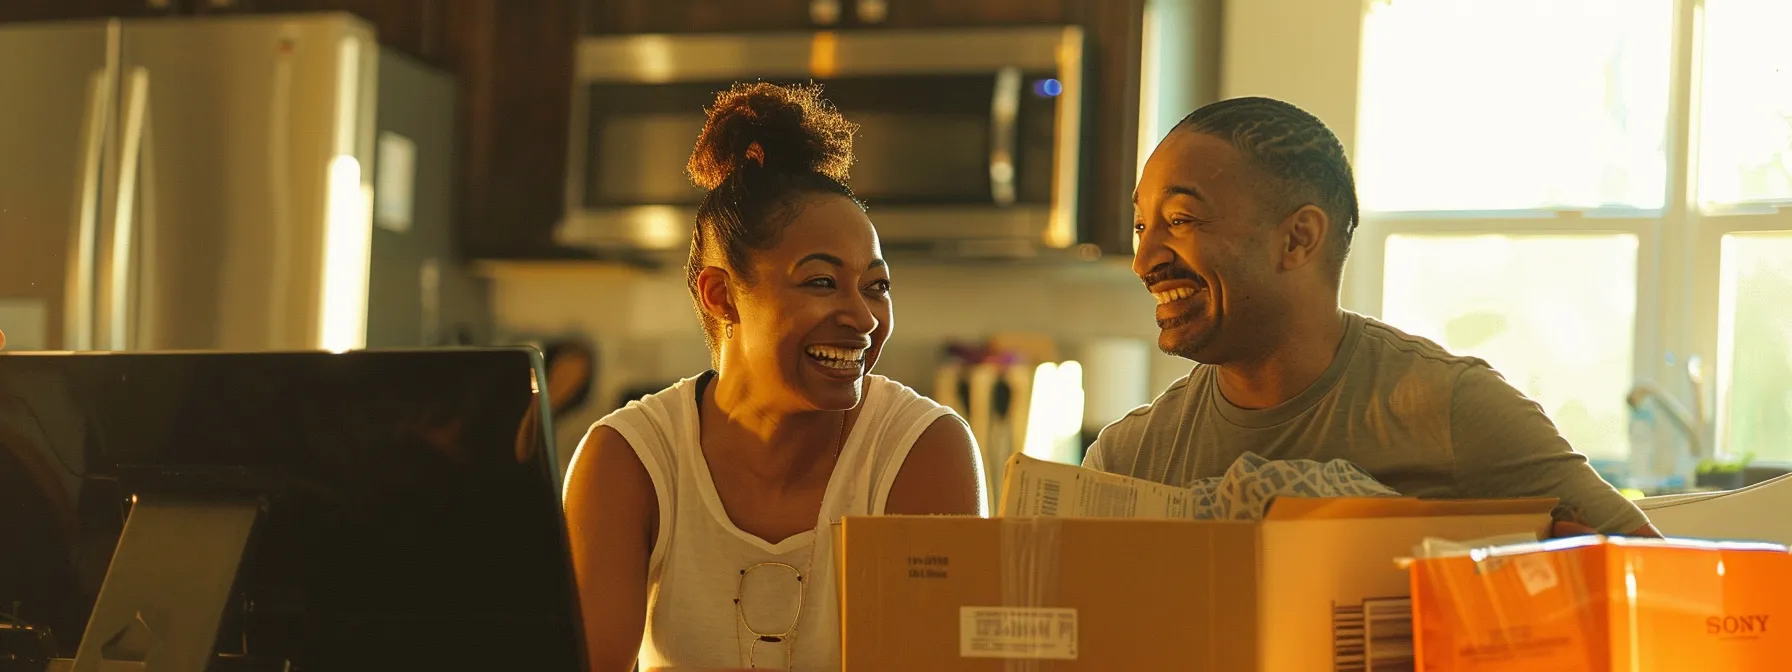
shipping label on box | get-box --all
[958,606,1080,660]
[999,452,1196,518]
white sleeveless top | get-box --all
[592,372,954,671]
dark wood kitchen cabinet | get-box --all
[443,0,586,258]
[586,0,820,34]
[188,0,452,64]
[1065,0,1148,256]
[586,0,1078,34]
[0,0,178,21]
[0,1,451,68]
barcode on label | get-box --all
[1164,490,1192,519]
[1039,479,1062,516]
[960,607,1079,660]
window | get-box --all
[1702,0,1792,465]
[1354,0,1792,481]
[1382,234,1638,460]
[1357,0,1673,212]
[1697,0,1792,208]
[1717,233,1792,463]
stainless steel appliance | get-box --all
[561,26,1087,258]
[0,12,486,353]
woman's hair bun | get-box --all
[686,82,856,191]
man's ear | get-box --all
[1280,204,1330,273]
[694,265,738,326]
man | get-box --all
[1086,97,1655,536]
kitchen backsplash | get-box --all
[482,259,1197,463]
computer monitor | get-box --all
[0,348,584,670]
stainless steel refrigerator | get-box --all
[0,12,487,353]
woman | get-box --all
[562,82,986,671]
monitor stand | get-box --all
[70,498,261,672]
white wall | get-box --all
[1219,0,1367,156]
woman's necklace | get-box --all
[732,410,849,670]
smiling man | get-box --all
[1085,97,1656,536]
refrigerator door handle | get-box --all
[67,67,114,351]
[106,66,149,351]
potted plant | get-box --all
[1694,453,1754,491]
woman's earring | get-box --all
[724,323,734,340]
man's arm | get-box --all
[1449,365,1657,536]
[1080,436,1108,472]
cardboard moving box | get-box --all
[1409,535,1792,671]
[837,482,1557,670]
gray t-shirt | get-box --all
[1083,311,1649,534]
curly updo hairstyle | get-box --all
[685,82,862,356]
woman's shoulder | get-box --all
[863,373,944,409]
[596,373,704,424]
[844,375,970,516]
[856,374,958,444]
[587,373,707,459]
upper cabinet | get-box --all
[586,0,822,33]
[186,0,453,64]
[0,0,178,21]
[0,1,447,55]
[585,0,1076,33]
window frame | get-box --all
[1697,207,1792,464]
[1342,0,1792,468]
[1344,211,1665,399]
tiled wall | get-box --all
[481,258,1197,462]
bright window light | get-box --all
[1696,0,1792,208]
[1357,0,1674,212]
[1715,232,1792,463]
[1382,234,1639,461]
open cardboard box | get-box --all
[835,455,1558,671]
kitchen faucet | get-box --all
[1625,354,1714,461]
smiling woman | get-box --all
[559,82,985,672]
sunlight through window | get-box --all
[1358,0,1674,212]
[1697,0,1792,208]
[1382,234,1639,461]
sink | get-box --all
[1635,471,1792,545]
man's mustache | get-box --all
[1141,265,1205,288]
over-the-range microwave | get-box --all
[558,26,1088,259]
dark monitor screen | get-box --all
[0,348,584,669]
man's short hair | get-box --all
[1174,97,1360,283]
